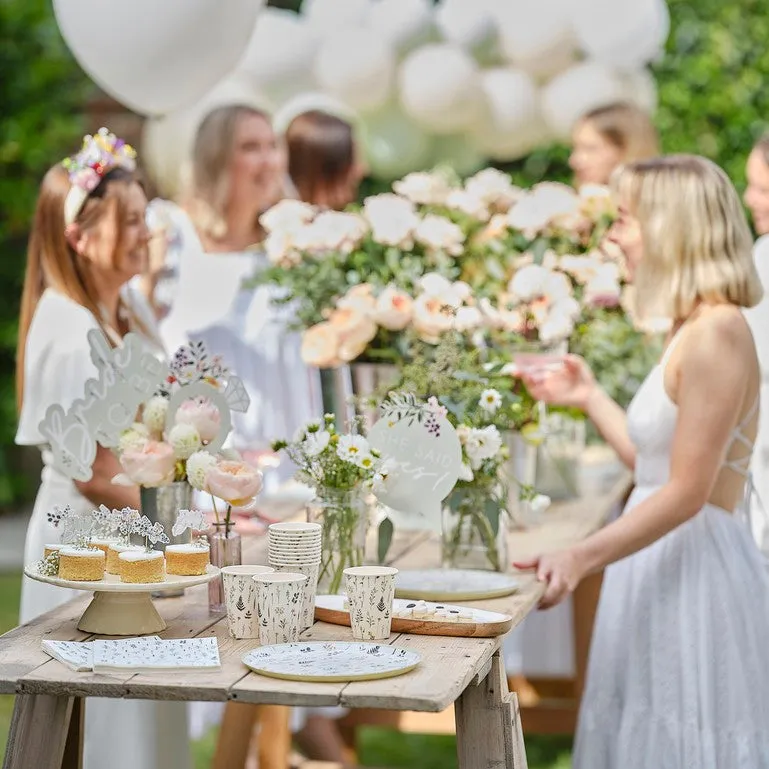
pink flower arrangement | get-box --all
[117,441,176,487]
[174,396,221,443]
[205,460,264,507]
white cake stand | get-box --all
[23,564,220,636]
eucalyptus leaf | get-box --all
[377,516,394,564]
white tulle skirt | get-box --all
[574,489,769,768]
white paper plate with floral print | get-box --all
[394,569,521,601]
[242,642,421,682]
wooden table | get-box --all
[0,473,630,769]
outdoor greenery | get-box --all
[2,0,768,511]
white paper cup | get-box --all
[253,572,308,645]
[269,555,321,567]
[221,565,275,639]
[272,562,320,630]
[269,522,322,534]
[344,566,398,641]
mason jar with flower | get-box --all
[272,414,388,594]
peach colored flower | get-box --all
[206,460,263,506]
[175,396,221,444]
[301,323,341,367]
[119,441,176,487]
[329,308,378,362]
[412,294,454,344]
[373,286,413,331]
[337,283,377,315]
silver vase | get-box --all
[323,363,401,431]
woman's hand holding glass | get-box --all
[521,354,597,412]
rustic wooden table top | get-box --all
[0,472,631,714]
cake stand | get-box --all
[23,564,220,636]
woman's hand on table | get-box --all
[513,547,588,609]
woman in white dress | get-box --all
[743,136,769,554]
[518,155,769,767]
[16,133,190,769]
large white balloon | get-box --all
[620,69,658,113]
[238,8,319,104]
[541,61,626,139]
[272,92,360,136]
[571,0,670,70]
[302,0,371,37]
[361,105,433,179]
[54,0,264,116]
[366,0,435,55]
[472,68,546,161]
[435,0,497,55]
[430,134,485,177]
[494,0,578,80]
[141,74,272,199]
[398,44,483,134]
[315,26,395,113]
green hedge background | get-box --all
[0,0,765,508]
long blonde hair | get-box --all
[580,102,659,164]
[186,104,271,242]
[17,164,143,409]
[612,154,762,320]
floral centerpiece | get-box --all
[272,414,389,593]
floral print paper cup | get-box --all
[253,572,308,645]
[221,565,275,639]
[343,566,398,641]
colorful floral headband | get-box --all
[62,127,137,226]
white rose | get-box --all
[539,312,575,344]
[119,423,150,454]
[509,264,550,301]
[260,199,316,234]
[579,184,616,219]
[168,423,202,460]
[186,450,218,491]
[453,305,483,332]
[373,286,413,331]
[458,462,475,482]
[415,214,465,256]
[265,230,298,267]
[507,183,580,237]
[337,284,377,316]
[584,268,622,307]
[362,194,419,248]
[530,493,552,514]
[142,396,169,434]
[418,272,454,298]
[445,189,490,222]
[393,171,453,205]
[294,211,368,254]
[558,255,600,284]
[544,271,573,303]
[412,294,454,344]
[464,168,522,211]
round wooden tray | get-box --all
[314,595,514,638]
[24,564,220,636]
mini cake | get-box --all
[43,543,62,559]
[106,543,144,575]
[165,544,210,576]
[119,550,165,583]
[58,547,106,581]
[90,537,119,557]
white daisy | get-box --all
[336,434,371,464]
[479,388,502,414]
[303,430,331,457]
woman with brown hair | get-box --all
[15,129,189,769]
[285,109,366,209]
[569,101,660,188]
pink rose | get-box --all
[175,396,221,444]
[206,460,264,506]
[120,441,176,487]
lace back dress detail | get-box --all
[573,330,769,769]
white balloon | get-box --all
[302,0,370,37]
[361,106,432,179]
[435,0,496,53]
[620,69,658,112]
[53,0,264,116]
[494,0,578,79]
[398,43,483,134]
[238,8,319,103]
[541,61,626,139]
[430,134,485,177]
[272,92,359,136]
[315,26,395,113]
[141,74,272,198]
[571,0,670,70]
[471,68,547,161]
[366,0,435,54]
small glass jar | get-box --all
[208,521,242,614]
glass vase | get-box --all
[307,488,369,594]
[208,521,242,615]
[441,485,508,572]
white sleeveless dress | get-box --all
[574,336,769,768]
[16,288,191,769]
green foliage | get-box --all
[0,0,89,506]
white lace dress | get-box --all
[573,337,769,768]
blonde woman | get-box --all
[569,102,659,187]
[518,155,769,767]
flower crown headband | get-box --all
[62,128,137,226]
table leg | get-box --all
[455,652,528,769]
[61,697,84,769]
[214,702,291,769]
[2,694,75,769]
